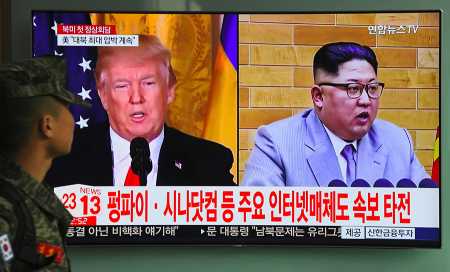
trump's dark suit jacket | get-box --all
[45,123,235,187]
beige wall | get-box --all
[238,12,440,182]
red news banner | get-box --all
[54,186,439,228]
[55,24,137,47]
[57,24,117,35]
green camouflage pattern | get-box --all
[0,57,90,108]
[0,154,73,271]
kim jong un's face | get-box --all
[312,59,379,141]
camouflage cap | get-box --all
[0,56,91,108]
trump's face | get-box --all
[97,52,174,142]
[312,59,379,141]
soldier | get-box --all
[0,57,90,271]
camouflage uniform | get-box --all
[0,154,73,271]
[0,57,90,271]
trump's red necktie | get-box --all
[124,166,140,186]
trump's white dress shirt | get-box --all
[110,127,164,186]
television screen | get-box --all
[33,11,440,247]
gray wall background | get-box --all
[8,0,449,271]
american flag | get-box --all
[32,11,107,129]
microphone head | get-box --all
[351,179,371,187]
[328,179,347,187]
[396,178,417,188]
[373,178,394,188]
[130,137,150,159]
[130,137,152,176]
[419,178,438,188]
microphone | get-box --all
[373,178,394,188]
[396,178,416,188]
[130,137,152,186]
[351,179,371,187]
[328,179,347,187]
[419,178,438,188]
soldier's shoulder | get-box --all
[0,195,15,210]
[0,195,18,240]
[0,178,26,239]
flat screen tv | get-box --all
[31,10,440,247]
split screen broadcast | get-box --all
[33,11,440,247]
